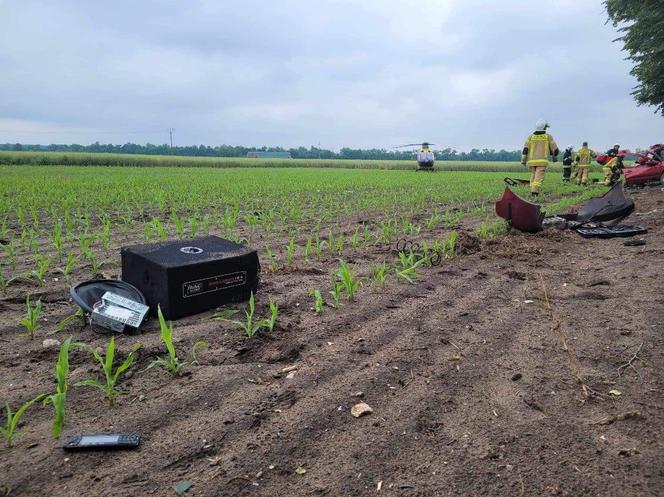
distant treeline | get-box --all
[0,142,521,161]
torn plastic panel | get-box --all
[495,187,545,232]
[557,183,634,226]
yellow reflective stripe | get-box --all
[527,159,548,164]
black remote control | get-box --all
[63,433,141,451]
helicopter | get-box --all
[395,142,437,171]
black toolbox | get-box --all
[121,236,260,320]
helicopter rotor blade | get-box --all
[395,143,436,148]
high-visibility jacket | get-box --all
[575,147,596,166]
[522,132,558,166]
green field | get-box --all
[0,165,608,287]
[0,150,576,172]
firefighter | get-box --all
[574,142,596,186]
[606,144,620,158]
[521,119,559,196]
[603,153,624,186]
[562,145,574,182]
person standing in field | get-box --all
[562,145,574,182]
[521,120,559,196]
[574,141,596,186]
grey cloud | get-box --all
[1,0,662,150]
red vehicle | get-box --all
[596,144,664,186]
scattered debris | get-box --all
[351,391,365,398]
[173,480,192,496]
[593,411,642,425]
[399,483,415,489]
[511,373,522,381]
[624,238,646,246]
[281,365,298,374]
[295,466,307,475]
[285,371,296,379]
[608,389,622,397]
[377,481,383,491]
[351,402,373,418]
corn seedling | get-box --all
[1,394,46,448]
[476,219,508,240]
[172,213,185,239]
[370,261,389,288]
[20,296,42,339]
[285,238,296,267]
[265,244,279,271]
[189,215,200,238]
[349,227,361,249]
[53,308,85,334]
[31,255,50,285]
[221,292,269,338]
[310,289,325,313]
[335,259,362,300]
[425,212,441,230]
[151,218,168,240]
[55,253,77,280]
[6,240,16,271]
[265,299,278,332]
[304,237,313,263]
[378,219,396,243]
[442,230,458,258]
[329,281,343,308]
[53,222,64,260]
[443,210,463,228]
[75,337,140,405]
[100,217,112,252]
[147,306,208,375]
[395,251,426,284]
[43,337,75,438]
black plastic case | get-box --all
[121,236,260,320]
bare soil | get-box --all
[2,188,664,497]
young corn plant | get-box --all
[395,251,426,284]
[75,337,140,406]
[6,239,17,271]
[309,289,325,314]
[370,261,389,288]
[265,299,278,332]
[222,292,267,338]
[425,212,441,230]
[329,281,343,309]
[53,308,85,334]
[443,210,463,228]
[43,338,74,438]
[20,296,42,339]
[442,230,458,258]
[55,253,77,280]
[265,244,279,271]
[2,394,46,448]
[335,260,362,300]
[53,222,64,261]
[285,238,296,267]
[172,213,185,239]
[147,306,208,376]
[31,255,50,285]
[100,217,112,252]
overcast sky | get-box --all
[1,0,663,151]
